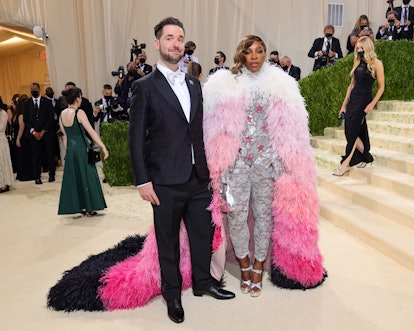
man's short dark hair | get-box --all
[103,84,112,90]
[154,17,185,39]
[31,82,40,89]
[217,51,226,62]
[270,50,279,56]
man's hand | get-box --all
[138,182,160,205]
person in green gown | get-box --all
[58,87,109,217]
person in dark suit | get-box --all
[376,10,402,40]
[24,82,56,184]
[393,1,414,40]
[208,51,229,75]
[128,17,235,324]
[308,24,343,71]
[279,55,301,81]
[134,51,153,77]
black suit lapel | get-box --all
[185,75,199,122]
[152,69,187,122]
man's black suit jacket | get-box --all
[375,25,402,40]
[394,5,414,40]
[308,37,343,71]
[287,65,301,81]
[138,63,153,76]
[128,68,209,186]
[208,66,229,75]
[23,96,55,139]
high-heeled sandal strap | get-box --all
[241,265,252,272]
[241,279,251,286]
[250,282,262,289]
[251,268,263,275]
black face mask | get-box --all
[31,90,39,98]
[139,58,145,64]
[128,69,135,75]
[325,33,333,38]
[214,58,220,65]
[186,49,194,55]
[46,92,54,98]
[282,65,288,71]
[104,96,112,101]
[357,51,365,58]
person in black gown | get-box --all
[12,97,34,181]
[333,36,385,176]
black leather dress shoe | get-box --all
[35,178,42,185]
[48,176,55,182]
[0,185,10,193]
[167,299,184,323]
[193,285,235,300]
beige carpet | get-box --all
[1,166,413,331]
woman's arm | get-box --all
[16,115,25,147]
[58,114,67,149]
[340,77,355,113]
[365,60,385,114]
[77,109,109,159]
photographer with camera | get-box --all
[308,25,343,71]
[347,15,375,54]
[389,0,414,40]
[134,51,153,77]
[376,10,402,40]
[268,50,281,66]
[94,84,125,123]
[114,62,141,115]
[178,40,199,73]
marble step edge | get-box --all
[317,167,414,231]
[318,187,414,274]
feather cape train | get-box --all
[47,63,326,312]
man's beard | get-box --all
[159,45,183,64]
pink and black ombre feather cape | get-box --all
[47,63,325,313]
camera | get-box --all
[111,66,125,78]
[95,100,122,115]
[388,19,395,26]
[130,38,146,61]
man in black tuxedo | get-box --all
[24,82,56,184]
[279,55,301,81]
[134,51,153,77]
[376,10,402,40]
[128,17,235,324]
[393,0,414,40]
[308,24,343,71]
[208,51,229,75]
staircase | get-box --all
[311,100,414,273]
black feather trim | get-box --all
[47,235,146,312]
[270,266,328,290]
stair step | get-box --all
[314,151,414,198]
[368,120,414,138]
[318,126,414,155]
[317,168,414,231]
[375,100,414,112]
[370,111,414,124]
[318,187,414,274]
[312,139,414,176]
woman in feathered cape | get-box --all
[203,35,326,297]
[47,37,325,313]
